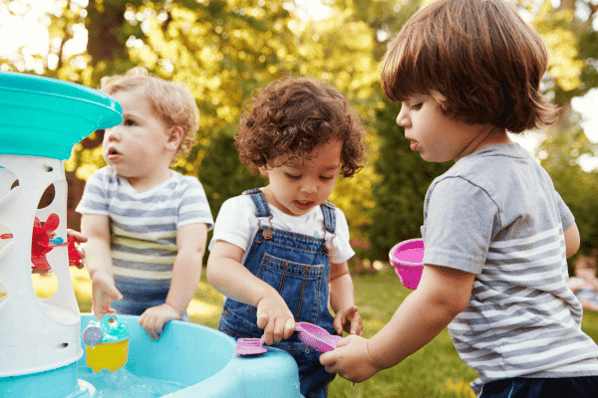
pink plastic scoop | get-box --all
[389,238,425,289]
[294,322,342,353]
[234,322,342,357]
[235,335,267,356]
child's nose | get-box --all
[301,179,318,193]
[105,128,120,142]
[396,107,409,127]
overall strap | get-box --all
[320,201,336,233]
[320,202,336,253]
[243,188,274,240]
[243,188,271,218]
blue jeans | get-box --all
[113,278,189,321]
[218,189,337,398]
[479,376,598,397]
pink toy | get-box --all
[235,335,267,357]
[294,322,342,353]
[235,322,342,357]
[389,238,425,289]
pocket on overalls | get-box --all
[257,253,324,324]
[219,300,262,338]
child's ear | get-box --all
[165,126,184,150]
[258,166,269,177]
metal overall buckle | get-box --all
[258,215,274,240]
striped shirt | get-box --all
[421,143,598,394]
[76,167,214,283]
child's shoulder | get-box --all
[435,143,533,187]
[168,171,206,190]
[86,166,118,185]
[220,193,258,214]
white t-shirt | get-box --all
[208,193,355,265]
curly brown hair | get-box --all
[236,77,366,178]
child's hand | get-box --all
[67,229,87,244]
[91,271,122,320]
[320,335,382,383]
[333,305,363,336]
[139,303,181,340]
[256,294,295,345]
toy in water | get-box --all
[83,314,130,372]
[0,71,122,395]
[235,322,342,357]
[0,213,84,275]
[389,238,425,289]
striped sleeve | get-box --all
[75,168,111,215]
[177,176,214,230]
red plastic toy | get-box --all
[0,213,83,275]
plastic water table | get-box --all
[0,71,303,397]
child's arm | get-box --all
[207,240,295,344]
[320,264,475,383]
[329,261,363,336]
[138,223,208,340]
[81,214,123,320]
[564,223,580,259]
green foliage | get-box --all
[3,0,598,258]
[196,133,266,218]
[538,124,598,259]
[368,99,450,260]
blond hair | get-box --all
[100,67,199,160]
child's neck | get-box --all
[125,168,172,193]
[455,127,510,161]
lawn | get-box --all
[35,265,598,398]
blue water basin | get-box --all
[78,314,304,398]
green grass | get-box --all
[39,266,598,398]
[328,270,477,398]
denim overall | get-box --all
[218,189,337,398]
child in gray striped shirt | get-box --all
[320,0,598,396]
[77,67,213,340]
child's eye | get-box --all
[410,103,423,111]
[285,173,301,180]
[320,176,335,181]
[124,118,137,126]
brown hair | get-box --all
[100,67,199,160]
[236,77,366,177]
[381,0,557,133]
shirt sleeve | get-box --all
[554,190,575,231]
[329,208,355,264]
[422,176,499,275]
[177,177,214,230]
[75,168,110,216]
[208,196,254,253]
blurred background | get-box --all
[1,0,597,272]
[5,1,598,396]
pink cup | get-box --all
[389,238,424,289]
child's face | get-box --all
[396,94,492,162]
[260,139,342,217]
[102,88,171,180]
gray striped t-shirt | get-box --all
[421,143,598,394]
[76,167,214,283]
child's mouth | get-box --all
[106,147,121,160]
[295,201,313,210]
